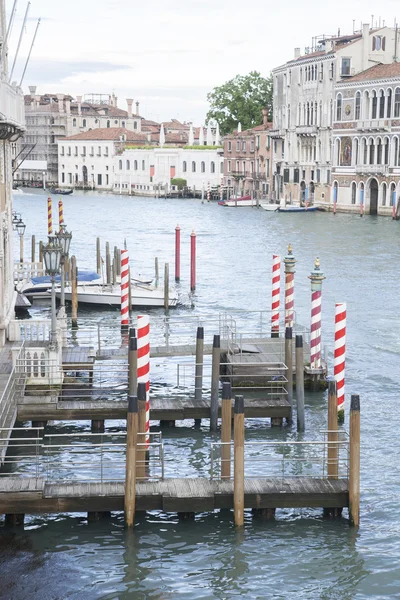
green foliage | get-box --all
[124,145,154,150]
[206,71,273,135]
[183,145,223,150]
[171,177,187,190]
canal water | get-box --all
[1,190,399,599]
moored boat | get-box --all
[50,187,73,195]
[277,205,318,212]
[16,270,102,300]
[218,195,255,207]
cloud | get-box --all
[24,59,132,84]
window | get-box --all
[228,141,232,152]
[395,88,400,118]
[256,136,260,149]
[220,162,224,173]
[72,118,77,127]
[119,160,122,170]
[379,91,385,118]
[74,146,78,156]
[283,168,290,183]
[236,160,239,172]
[97,174,102,185]
[211,161,215,173]
[192,161,196,172]
[336,93,342,121]
[97,146,101,156]
[372,91,378,119]
[390,182,396,206]
[387,89,392,118]
[351,182,356,204]
[355,92,361,120]
[106,174,109,185]
[83,119,86,127]
[373,35,386,51]
[201,161,205,173]
[104,147,109,156]
[227,160,231,172]
[61,173,65,183]
[236,141,240,152]
[242,141,246,152]
[90,146,94,156]
[329,62,334,79]
[61,146,64,156]
[82,146,86,156]
[126,160,130,170]
[242,160,246,173]
[122,121,125,128]
[250,140,254,152]
[142,160,145,170]
[107,120,110,128]
[382,182,387,206]
[134,160,138,170]
[68,146,71,156]
[183,161,187,172]
[134,121,138,130]
[294,168,299,183]
[68,173,72,184]
[319,63,324,81]
[384,139,389,164]
[341,58,351,76]
[369,140,375,165]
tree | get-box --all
[206,71,273,135]
[171,177,187,190]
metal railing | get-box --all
[8,319,51,342]
[210,433,349,482]
[0,346,28,464]
[14,261,45,282]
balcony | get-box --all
[356,119,388,131]
[251,172,266,180]
[296,125,318,136]
[355,164,389,175]
[0,79,25,139]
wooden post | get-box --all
[164,262,169,310]
[234,395,245,527]
[327,379,339,479]
[128,333,138,396]
[71,255,78,327]
[106,242,111,284]
[39,240,43,265]
[125,394,138,528]
[137,381,146,480]
[31,234,35,262]
[295,334,305,431]
[210,334,220,432]
[194,326,204,402]
[349,394,360,527]
[285,326,293,424]
[96,237,101,274]
[155,257,159,287]
[221,382,232,480]
[112,258,116,285]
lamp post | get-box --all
[42,235,63,347]
[16,218,26,263]
[56,224,72,307]
[12,211,20,231]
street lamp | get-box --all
[56,224,72,308]
[12,211,20,231]
[42,235,63,347]
[16,218,26,263]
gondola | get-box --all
[49,187,73,195]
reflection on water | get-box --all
[1,191,399,598]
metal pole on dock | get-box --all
[221,382,232,479]
[285,326,293,423]
[195,326,204,402]
[96,237,101,274]
[71,255,78,327]
[19,232,24,263]
[120,248,129,329]
[271,254,281,337]
[349,394,360,527]
[125,394,138,528]
[128,333,138,396]
[175,225,181,282]
[31,234,35,262]
[47,196,52,234]
[106,242,111,284]
[234,395,245,527]
[309,258,325,369]
[137,382,147,480]
[210,334,220,432]
[283,244,296,327]
[155,257,159,287]
[164,263,170,311]
[327,380,339,479]
[39,240,43,265]
[295,334,305,431]
[190,230,196,292]
[334,303,346,424]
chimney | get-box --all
[65,99,71,114]
[76,95,82,115]
[136,101,140,115]
[262,107,269,126]
[34,94,40,108]
[29,85,36,99]
[127,98,133,118]
[325,40,333,53]
[362,23,370,71]
[114,96,118,107]
[57,94,64,113]
[294,48,301,58]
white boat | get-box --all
[260,202,280,212]
[218,195,256,207]
[55,281,178,308]
[16,270,103,300]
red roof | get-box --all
[64,127,148,142]
[343,62,400,82]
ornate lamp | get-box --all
[42,235,63,347]
[56,224,72,307]
[16,218,26,263]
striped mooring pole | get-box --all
[137,315,150,447]
[190,230,196,291]
[175,224,180,282]
[334,302,346,423]
[283,244,296,328]
[47,196,52,235]
[120,249,130,328]
[309,258,325,369]
[271,254,280,337]
[207,181,211,202]
[58,199,64,228]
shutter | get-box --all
[372,36,376,51]
[382,37,386,51]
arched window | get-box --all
[333,181,338,203]
[107,120,110,128]
[371,90,378,119]
[379,90,385,119]
[126,160,130,170]
[395,88,400,118]
[336,93,342,121]
[362,138,368,164]
[72,118,77,127]
[351,182,357,204]
[354,138,359,164]
[387,89,392,118]
[183,161,187,172]
[369,139,375,165]
[394,137,399,166]
[376,138,382,164]
[201,161,205,173]
[211,161,215,173]
[122,121,125,128]
[310,102,314,125]
[82,118,87,127]
[355,92,361,120]
[192,161,196,172]
[384,138,389,164]
[119,160,122,170]
[390,182,396,206]
[134,160,138,170]
[134,121,138,130]
[382,182,387,206]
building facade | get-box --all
[332,63,400,215]
[272,24,400,207]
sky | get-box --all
[6,0,400,125]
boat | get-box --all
[16,270,102,300]
[49,187,73,195]
[260,202,280,212]
[277,205,318,213]
[55,281,178,308]
[218,195,256,207]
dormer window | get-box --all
[373,35,386,51]
[341,58,351,77]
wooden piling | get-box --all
[327,380,339,479]
[106,242,111,284]
[221,382,232,479]
[128,334,138,396]
[295,334,305,431]
[137,382,146,480]
[210,334,220,432]
[349,394,360,527]
[125,394,138,528]
[39,240,43,265]
[96,237,101,274]
[155,257,159,287]
[91,420,105,433]
[194,326,204,402]
[71,255,78,327]
[285,326,293,423]
[234,395,245,527]
[164,262,169,310]
[31,234,35,263]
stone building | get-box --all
[271,24,400,207]
[332,62,400,215]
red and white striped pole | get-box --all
[334,302,346,423]
[47,197,52,234]
[120,249,130,328]
[207,181,211,202]
[58,199,64,228]
[283,244,296,328]
[309,258,325,369]
[137,315,150,447]
[190,229,196,291]
[175,224,180,282]
[271,254,280,337]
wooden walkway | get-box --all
[0,477,348,514]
